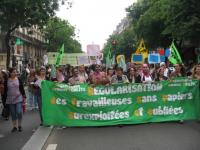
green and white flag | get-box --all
[106,50,112,68]
[118,56,127,72]
[50,65,56,79]
[111,55,116,66]
[55,44,64,67]
[169,41,182,64]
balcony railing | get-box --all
[12,31,46,47]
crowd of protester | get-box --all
[0,61,200,132]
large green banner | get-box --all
[42,78,200,127]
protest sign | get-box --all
[131,54,143,64]
[42,78,200,127]
[148,54,161,64]
[160,56,166,62]
[116,55,125,64]
[77,56,90,66]
[47,52,89,66]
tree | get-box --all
[162,0,200,46]
[103,0,200,62]
[0,0,70,68]
[129,0,200,49]
[43,17,82,53]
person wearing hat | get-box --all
[160,62,169,78]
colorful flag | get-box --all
[168,41,182,64]
[165,48,170,57]
[55,44,64,67]
[158,49,165,56]
[135,39,148,59]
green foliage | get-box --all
[43,17,82,53]
[103,0,200,60]
[0,0,66,30]
[0,0,69,68]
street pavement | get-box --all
[0,86,41,150]
[1,87,200,150]
[1,107,200,150]
[42,121,200,150]
[0,110,40,150]
[0,91,41,150]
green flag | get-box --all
[50,65,56,79]
[55,44,64,67]
[168,41,182,64]
[118,56,127,72]
[106,49,112,68]
[111,55,116,66]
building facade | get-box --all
[0,26,47,72]
[113,16,130,35]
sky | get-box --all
[56,0,135,52]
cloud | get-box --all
[56,0,134,52]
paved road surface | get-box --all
[42,121,200,150]
[0,110,40,150]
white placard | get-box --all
[87,44,100,56]
[77,56,90,65]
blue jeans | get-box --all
[9,102,22,121]
[35,90,43,123]
[28,91,37,108]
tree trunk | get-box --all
[5,25,18,69]
[5,30,11,69]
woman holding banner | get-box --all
[111,66,129,84]
[89,64,109,85]
[127,67,141,83]
[155,67,168,81]
[139,64,154,83]
[192,64,200,80]
[78,65,88,82]
[68,68,86,85]
[107,68,114,82]
[34,66,47,126]
[56,67,65,83]
[170,63,186,78]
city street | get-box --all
[1,102,200,150]
[42,121,200,150]
[0,110,40,150]
[1,0,200,150]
